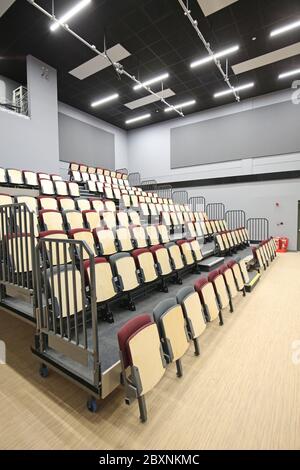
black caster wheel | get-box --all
[129,303,136,312]
[39,364,49,378]
[87,397,98,413]
[177,279,183,285]
[163,286,169,293]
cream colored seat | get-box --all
[63,210,85,231]
[177,286,207,356]
[69,229,98,259]
[153,298,190,378]
[39,210,64,231]
[115,226,134,252]
[118,314,167,422]
[194,277,224,325]
[132,248,158,284]
[93,227,117,256]
[82,210,102,231]
[130,225,148,249]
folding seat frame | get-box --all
[110,252,141,311]
[93,227,118,257]
[132,248,160,287]
[145,225,160,246]
[219,265,239,306]
[176,240,198,271]
[187,238,203,263]
[7,169,24,186]
[39,230,71,267]
[68,182,80,198]
[54,180,68,197]
[117,211,130,227]
[81,172,89,183]
[82,210,102,231]
[208,269,232,313]
[15,196,38,214]
[194,278,224,326]
[227,260,246,296]
[153,298,190,378]
[69,228,98,258]
[115,226,134,252]
[84,257,117,323]
[40,179,55,196]
[4,232,35,284]
[70,170,82,182]
[149,245,174,291]
[130,225,148,249]
[118,314,167,422]
[100,211,116,230]
[0,168,7,184]
[76,198,91,212]
[57,196,76,211]
[129,211,141,226]
[37,196,58,211]
[105,200,116,212]
[39,209,64,232]
[177,286,207,356]
[165,242,185,284]
[156,224,170,244]
[63,210,85,231]
[23,171,38,187]
[87,181,97,193]
[90,199,105,212]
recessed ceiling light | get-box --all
[133,73,169,90]
[270,19,300,37]
[190,45,239,68]
[252,37,257,41]
[164,99,196,112]
[125,113,151,124]
[91,93,119,107]
[50,0,91,32]
[278,67,300,79]
[214,82,254,98]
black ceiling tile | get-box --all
[0,0,298,129]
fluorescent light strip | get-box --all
[191,45,239,68]
[164,99,196,112]
[91,93,119,107]
[214,82,254,98]
[50,0,91,32]
[125,113,151,125]
[133,73,169,90]
[270,19,300,37]
[278,67,300,79]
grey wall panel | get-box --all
[171,100,300,168]
[58,112,115,168]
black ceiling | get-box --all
[0,0,300,129]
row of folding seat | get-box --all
[215,228,250,254]
[74,172,130,186]
[40,231,210,324]
[252,239,277,271]
[39,179,80,197]
[0,167,64,187]
[117,255,260,422]
[69,162,128,180]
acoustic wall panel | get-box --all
[171,100,300,168]
[58,113,115,168]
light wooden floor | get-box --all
[0,252,300,450]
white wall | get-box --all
[0,74,20,102]
[0,55,60,173]
[183,179,300,251]
[127,88,300,182]
[58,103,128,179]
